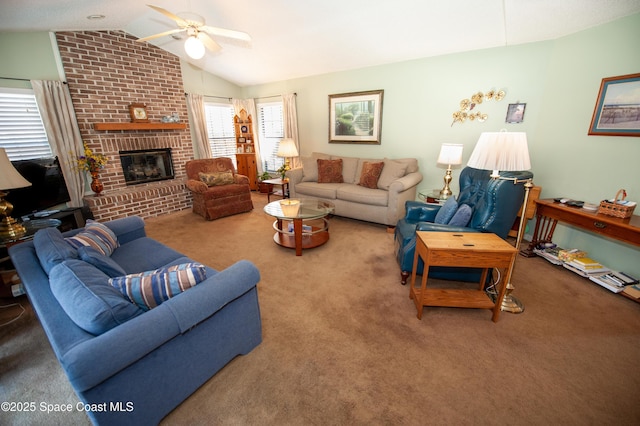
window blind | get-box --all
[204,103,237,165]
[257,102,284,172]
[0,88,53,160]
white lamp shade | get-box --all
[437,143,464,167]
[277,138,299,158]
[467,131,531,172]
[184,36,205,59]
[0,148,31,190]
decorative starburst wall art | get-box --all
[451,89,506,126]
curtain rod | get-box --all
[254,92,297,100]
[185,93,232,101]
[0,76,67,84]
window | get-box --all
[0,88,52,161]
[203,102,236,166]
[257,102,285,172]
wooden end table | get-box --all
[409,232,517,322]
[262,178,290,202]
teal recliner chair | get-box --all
[394,167,534,284]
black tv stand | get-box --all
[27,207,92,233]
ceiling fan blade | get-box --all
[147,4,189,27]
[137,28,185,43]
[199,32,222,53]
[201,25,252,43]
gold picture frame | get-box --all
[329,90,383,144]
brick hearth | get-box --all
[55,30,194,222]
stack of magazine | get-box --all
[533,243,638,293]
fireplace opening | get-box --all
[119,148,175,185]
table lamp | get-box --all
[277,138,299,180]
[466,131,532,313]
[277,138,299,168]
[0,148,32,240]
[437,143,464,200]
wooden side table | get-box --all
[263,178,290,202]
[409,232,517,322]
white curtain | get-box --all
[185,93,212,159]
[30,80,85,207]
[282,93,300,168]
[232,98,263,172]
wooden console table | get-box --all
[409,232,517,322]
[526,199,640,253]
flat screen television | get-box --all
[5,157,71,219]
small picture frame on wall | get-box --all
[505,103,526,123]
[589,73,640,137]
[129,103,149,123]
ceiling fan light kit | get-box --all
[184,36,205,59]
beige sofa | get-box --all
[286,152,422,226]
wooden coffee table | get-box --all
[263,198,334,256]
[409,232,517,322]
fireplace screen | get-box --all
[119,148,174,185]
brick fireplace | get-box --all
[55,30,193,222]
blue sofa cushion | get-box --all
[78,246,127,278]
[66,220,119,256]
[109,263,207,311]
[49,259,145,335]
[448,203,473,227]
[434,196,458,224]
[33,227,79,274]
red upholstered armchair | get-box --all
[185,157,254,220]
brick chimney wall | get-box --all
[55,30,193,222]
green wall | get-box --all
[1,14,639,277]
[240,14,640,278]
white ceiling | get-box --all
[2,0,640,87]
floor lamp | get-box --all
[466,131,532,313]
[0,148,32,241]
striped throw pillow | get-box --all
[109,263,207,311]
[66,220,119,256]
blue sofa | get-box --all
[8,215,262,425]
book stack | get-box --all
[533,246,564,265]
[590,271,639,294]
[563,257,611,278]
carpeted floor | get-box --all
[1,193,639,425]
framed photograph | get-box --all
[238,137,246,143]
[505,103,526,123]
[128,103,149,123]
[589,73,640,137]
[329,90,384,144]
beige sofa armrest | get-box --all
[387,171,423,225]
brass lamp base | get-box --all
[0,216,27,241]
[500,294,525,313]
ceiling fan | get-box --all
[137,4,251,60]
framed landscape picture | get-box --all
[588,73,640,137]
[329,90,384,144]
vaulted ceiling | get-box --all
[2,0,639,87]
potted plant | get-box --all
[258,171,272,193]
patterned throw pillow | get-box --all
[358,161,385,189]
[199,171,235,186]
[317,159,344,183]
[109,263,207,311]
[66,220,119,256]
